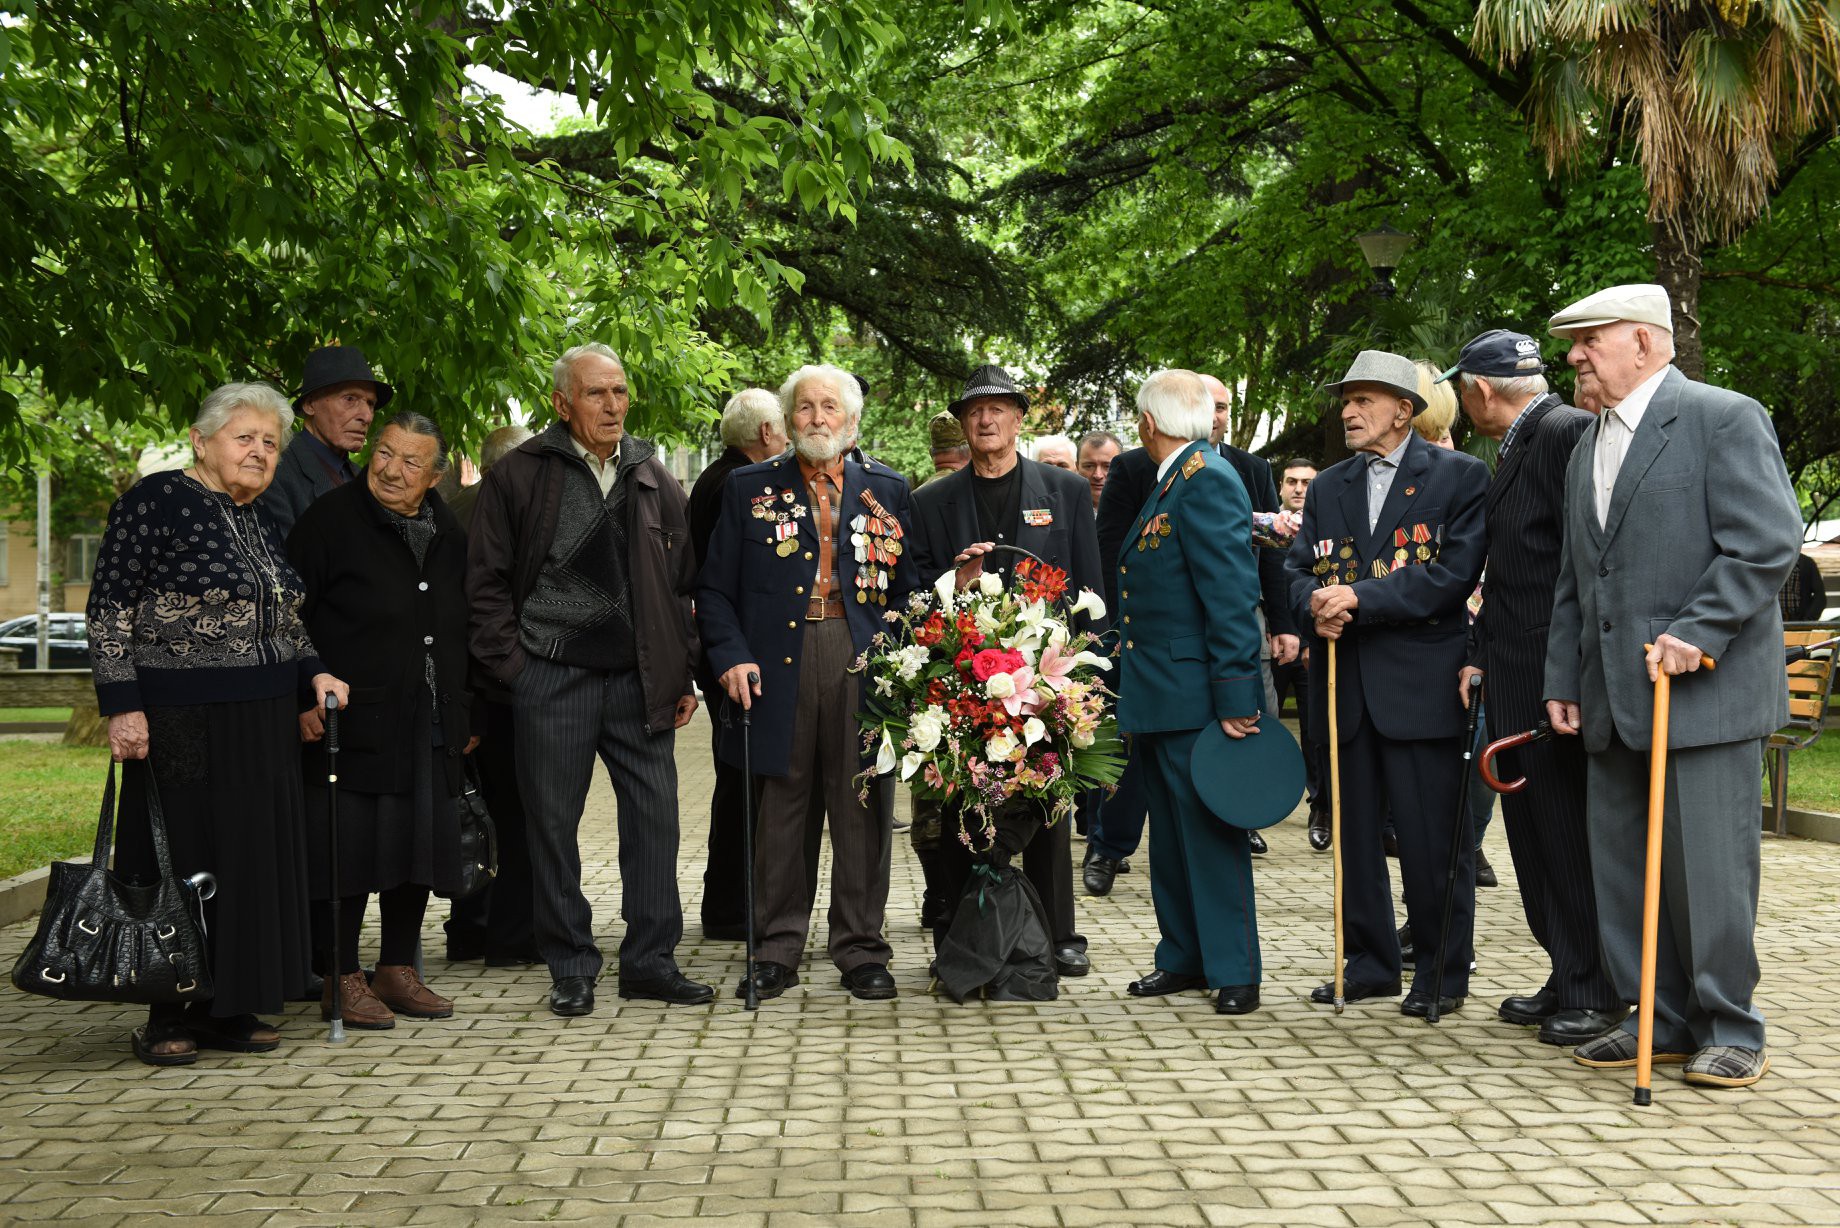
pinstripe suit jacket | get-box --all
[1470,396,1594,731]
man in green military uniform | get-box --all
[1116,369,1267,1015]
[918,411,970,486]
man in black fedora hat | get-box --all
[260,345,394,535]
[1281,348,1490,1018]
[908,362,1104,979]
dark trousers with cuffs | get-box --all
[752,620,892,974]
[1337,722,1474,998]
[513,656,684,982]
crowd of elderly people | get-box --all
[84,281,1801,1092]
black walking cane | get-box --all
[740,670,761,1012]
[324,692,346,1043]
[1427,675,1484,1025]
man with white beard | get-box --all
[696,364,920,1002]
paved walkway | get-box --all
[3,720,1839,1226]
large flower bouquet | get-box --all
[856,556,1126,850]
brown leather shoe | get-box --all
[371,964,455,1019]
[320,970,396,1030]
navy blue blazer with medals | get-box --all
[696,453,918,778]
[1114,441,1264,735]
[1282,432,1490,745]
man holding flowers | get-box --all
[696,364,919,1002]
[1115,369,1267,1016]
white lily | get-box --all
[1069,588,1107,622]
[1022,716,1047,746]
[901,751,926,781]
[1072,648,1113,671]
[875,730,897,775]
[933,567,957,610]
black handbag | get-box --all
[446,761,498,902]
[10,760,213,1005]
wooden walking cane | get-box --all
[1328,639,1344,1013]
[1635,644,1715,1106]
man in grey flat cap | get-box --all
[1543,284,1801,1088]
[1282,350,1490,1019]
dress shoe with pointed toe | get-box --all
[548,975,596,1017]
[1083,855,1121,897]
[1402,990,1464,1018]
[1538,1006,1628,1046]
[1054,946,1090,977]
[1309,978,1400,1005]
[736,961,798,1001]
[619,971,716,1005]
[1128,969,1207,997]
[1474,849,1498,888]
[1247,830,1268,856]
[840,963,897,1000]
[1498,986,1559,1026]
[1307,809,1331,853]
[1214,985,1260,1015]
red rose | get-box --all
[970,648,1025,682]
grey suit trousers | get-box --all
[753,619,893,973]
[1588,733,1765,1051]
[513,656,684,981]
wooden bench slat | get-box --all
[1788,696,1826,719]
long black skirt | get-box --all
[117,694,313,1018]
[302,698,462,898]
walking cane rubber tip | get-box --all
[1633,1087,1651,1107]
[1333,999,1345,1014]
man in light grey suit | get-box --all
[1543,283,1801,1089]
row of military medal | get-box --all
[852,491,905,607]
[1136,513,1173,551]
[750,488,808,558]
[1309,523,1441,585]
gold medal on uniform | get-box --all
[776,539,797,557]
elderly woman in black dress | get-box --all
[89,381,349,1066]
[288,410,475,1029]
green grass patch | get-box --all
[0,741,112,879]
[1780,735,1840,814]
[0,708,73,724]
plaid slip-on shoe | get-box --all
[1683,1046,1770,1088]
[1572,1029,1692,1069]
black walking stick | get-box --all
[1428,675,1484,1025]
[740,671,760,1012]
[324,692,346,1043]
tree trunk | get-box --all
[62,703,108,748]
[1652,219,1704,379]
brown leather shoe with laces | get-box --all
[321,970,396,1030]
[371,964,455,1019]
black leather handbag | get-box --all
[9,761,213,1005]
[446,761,498,902]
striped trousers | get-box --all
[513,656,684,981]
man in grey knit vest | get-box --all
[468,343,710,1016]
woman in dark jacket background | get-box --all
[288,410,475,1029]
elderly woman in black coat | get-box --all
[287,410,475,1029]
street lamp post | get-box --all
[1356,224,1413,298]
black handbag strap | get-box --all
[96,760,179,882]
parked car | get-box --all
[0,614,91,669]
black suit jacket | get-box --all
[1283,432,1490,742]
[687,445,754,695]
[1468,396,1594,731]
[1217,443,1294,637]
[910,456,1107,637]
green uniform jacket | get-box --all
[1116,440,1264,734]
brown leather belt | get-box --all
[805,596,847,621]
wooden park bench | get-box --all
[1765,622,1840,836]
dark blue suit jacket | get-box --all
[695,454,918,776]
[1282,433,1489,743]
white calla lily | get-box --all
[875,730,897,775]
[1069,588,1107,622]
[1071,649,1113,671]
[1022,717,1047,746]
[901,751,926,781]
[933,567,958,609]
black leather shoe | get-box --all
[700,922,747,942]
[1397,923,1415,963]
[619,971,715,1004]
[1248,830,1268,856]
[1117,858,1133,874]
[1307,809,1331,852]
[549,975,595,1017]
[1475,849,1498,888]
[1054,946,1090,977]
[736,961,798,1000]
[1538,1006,1629,1046]
[1310,978,1401,1004]
[1128,969,1206,997]
[1498,986,1558,1026]
[1215,984,1260,1015]
[1402,991,1464,1018]
[1083,855,1121,897]
[840,963,897,1000]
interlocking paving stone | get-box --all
[4,718,1840,1227]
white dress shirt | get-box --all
[1593,366,1670,527]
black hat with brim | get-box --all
[295,345,395,412]
[948,364,1029,418]
[1189,716,1306,830]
